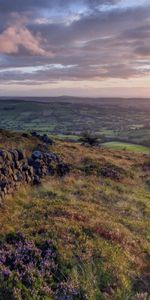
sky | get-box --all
[0,0,150,97]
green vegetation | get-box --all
[79,132,100,146]
[102,142,150,153]
[0,98,150,147]
[0,130,150,299]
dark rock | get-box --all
[32,151,43,160]
[31,131,38,137]
[45,152,60,163]
[10,150,19,162]
[0,180,7,190]
[15,149,25,160]
[42,134,53,145]
[0,150,9,160]
[28,157,34,166]
[30,131,53,145]
[33,175,41,185]
[48,166,55,176]
[31,158,42,169]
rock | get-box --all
[0,147,70,202]
[33,175,41,185]
[10,150,19,162]
[45,152,60,163]
[0,150,8,160]
[28,157,34,166]
[32,150,43,160]
[15,171,24,182]
[30,131,53,145]
[15,149,25,160]
[32,158,43,169]
[48,166,55,176]
[0,179,7,190]
[42,134,53,145]
[31,131,38,137]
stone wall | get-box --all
[0,149,70,204]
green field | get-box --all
[102,141,150,153]
[0,98,150,147]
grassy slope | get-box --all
[102,141,150,154]
[0,130,150,300]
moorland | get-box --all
[0,98,150,300]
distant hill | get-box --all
[1,96,150,109]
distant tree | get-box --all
[79,131,99,146]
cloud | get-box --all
[0,1,150,86]
[0,14,54,56]
[0,26,46,55]
[135,45,150,56]
[0,0,119,13]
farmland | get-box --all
[102,142,150,153]
[0,98,150,147]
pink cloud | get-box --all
[0,24,53,56]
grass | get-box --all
[0,130,150,299]
[102,141,150,153]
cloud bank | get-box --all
[0,0,150,96]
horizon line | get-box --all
[0,95,150,100]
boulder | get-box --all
[42,134,53,145]
[30,131,53,145]
[33,175,41,185]
[32,150,43,160]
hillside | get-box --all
[0,129,150,300]
[0,99,150,146]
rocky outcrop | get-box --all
[0,149,70,204]
[30,132,53,145]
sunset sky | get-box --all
[0,0,150,97]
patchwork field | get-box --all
[0,98,150,147]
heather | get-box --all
[0,232,85,300]
[0,130,150,300]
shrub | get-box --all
[98,163,126,180]
[79,157,101,176]
[79,132,99,146]
[142,160,150,171]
